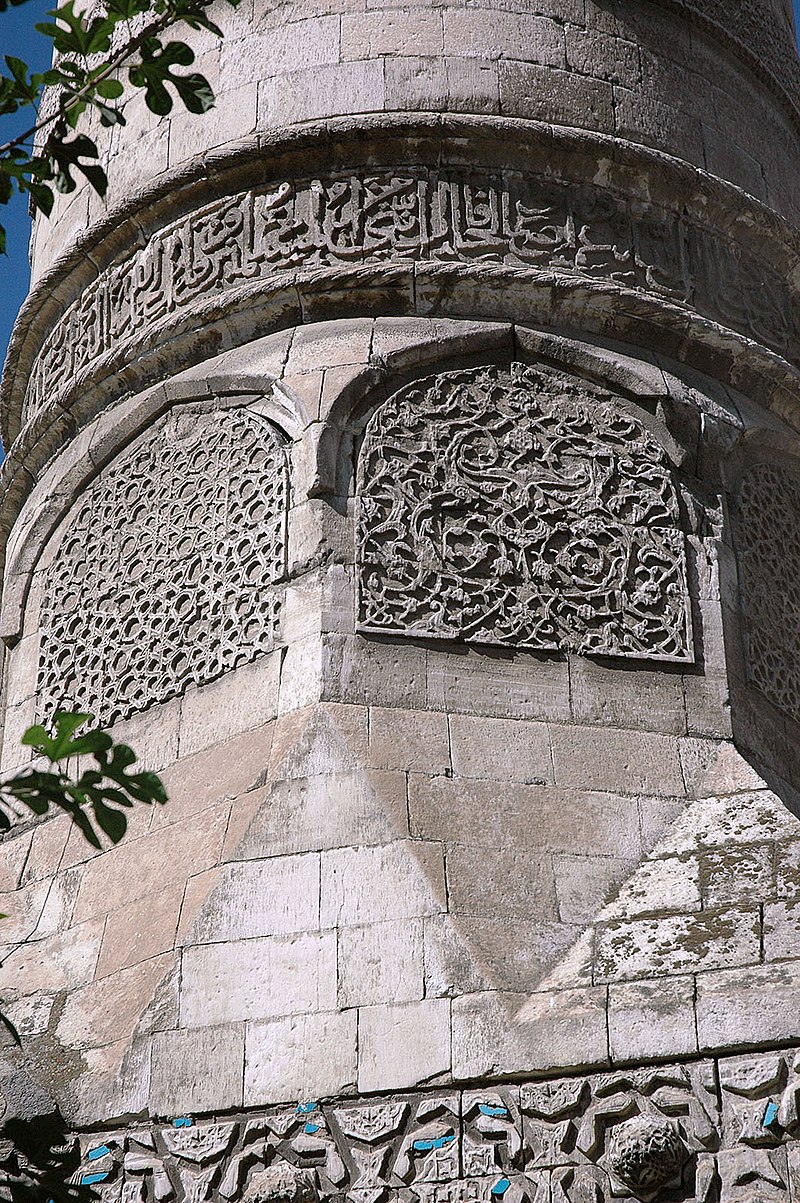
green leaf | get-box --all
[92,799,127,843]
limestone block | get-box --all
[168,83,257,166]
[0,828,32,891]
[56,954,173,1051]
[567,658,687,736]
[426,647,570,722]
[154,723,274,830]
[19,813,71,885]
[499,61,614,130]
[554,854,639,925]
[179,654,281,758]
[190,854,321,943]
[342,9,443,58]
[180,932,337,1026]
[654,791,799,857]
[776,837,800,900]
[448,714,552,783]
[0,697,36,773]
[696,962,800,1051]
[321,841,447,930]
[445,844,558,922]
[221,787,270,860]
[764,900,800,961]
[442,10,564,64]
[369,707,450,774]
[613,84,705,166]
[608,977,698,1063]
[409,777,642,858]
[258,60,386,127]
[338,918,424,1007]
[176,867,223,945]
[427,913,586,996]
[0,917,105,1002]
[96,881,184,978]
[451,987,608,1079]
[283,318,375,376]
[607,854,702,920]
[565,26,641,86]
[444,57,499,113]
[221,16,340,79]
[245,1010,358,1105]
[595,907,761,983]
[384,57,449,111]
[357,998,451,1092]
[639,795,690,853]
[72,805,227,924]
[278,638,324,714]
[268,705,369,781]
[4,633,39,707]
[550,725,685,796]
[699,843,774,907]
[150,1025,245,1115]
[323,635,428,710]
[236,771,409,859]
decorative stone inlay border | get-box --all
[20,165,800,427]
[6,1050,800,1202]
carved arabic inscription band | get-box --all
[21,166,798,426]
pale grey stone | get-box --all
[179,655,281,758]
[357,998,451,1092]
[191,855,321,943]
[554,854,640,925]
[179,932,337,1026]
[499,62,614,130]
[338,919,424,1007]
[320,841,447,928]
[595,907,761,983]
[445,844,558,922]
[567,657,687,736]
[696,962,800,1051]
[426,647,570,722]
[448,714,552,783]
[150,1025,244,1114]
[608,977,698,1063]
[369,707,450,774]
[763,900,800,961]
[549,725,685,796]
[244,1010,357,1105]
[342,9,443,59]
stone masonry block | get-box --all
[358,998,451,1092]
[324,636,428,710]
[567,657,687,735]
[554,854,638,925]
[452,987,609,1079]
[549,725,685,796]
[268,704,369,780]
[449,714,552,783]
[96,881,184,978]
[696,962,800,1052]
[320,841,447,927]
[221,16,340,80]
[237,770,409,859]
[443,10,564,65]
[608,854,702,920]
[57,954,173,1051]
[0,918,105,1003]
[409,777,642,858]
[595,907,761,983]
[338,918,424,1007]
[427,647,570,722]
[178,653,281,758]
[258,60,386,127]
[654,791,798,858]
[699,843,774,907]
[284,318,374,376]
[566,26,641,87]
[369,707,450,774]
[245,1010,357,1106]
[499,61,614,131]
[150,1025,244,1115]
[384,56,448,111]
[154,723,274,830]
[180,932,337,1026]
[190,854,321,943]
[764,900,800,962]
[608,977,698,1063]
[342,9,443,59]
[445,844,558,922]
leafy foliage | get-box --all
[0,710,167,849]
[0,0,240,251]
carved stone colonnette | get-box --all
[20,164,800,428]
[8,1050,800,1203]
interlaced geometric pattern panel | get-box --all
[735,462,800,721]
[37,405,288,726]
[357,363,693,661]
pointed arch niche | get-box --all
[356,362,694,663]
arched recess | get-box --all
[355,362,696,664]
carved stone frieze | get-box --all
[733,460,800,722]
[36,402,288,726]
[9,1051,800,1203]
[19,166,800,428]
[356,364,694,662]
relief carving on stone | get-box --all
[10,1051,800,1202]
[18,167,798,428]
[733,460,800,723]
[356,364,693,662]
[36,403,288,726]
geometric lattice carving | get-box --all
[735,461,800,721]
[37,403,288,726]
[357,363,693,662]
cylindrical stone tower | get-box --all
[3,2,800,1199]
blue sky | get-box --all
[0,3,799,405]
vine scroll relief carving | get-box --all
[357,364,694,662]
[37,404,289,727]
[735,461,800,723]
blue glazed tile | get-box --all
[87,1145,111,1161]
[304,1123,320,1135]
[80,1172,111,1186]
[763,1101,780,1128]
[296,1102,318,1115]
[491,1178,511,1197]
[478,1105,509,1118]
[412,1133,455,1152]
[172,1117,193,1128]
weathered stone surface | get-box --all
[150,1024,245,1114]
[550,725,685,796]
[337,919,424,1007]
[448,714,552,783]
[608,977,698,1063]
[245,1010,357,1105]
[595,907,761,982]
[319,841,447,928]
[696,962,800,1050]
[369,708,450,774]
[358,998,451,1092]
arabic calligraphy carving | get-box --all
[36,403,288,726]
[356,364,693,662]
[19,166,797,428]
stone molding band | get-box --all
[7,1048,799,1203]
